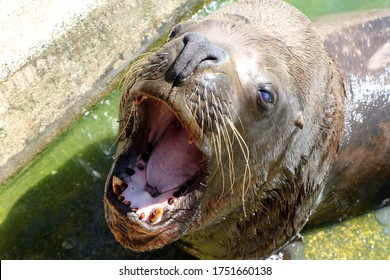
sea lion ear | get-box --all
[294,111,304,129]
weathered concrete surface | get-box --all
[0,0,205,184]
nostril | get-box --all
[166,32,228,85]
[199,43,228,66]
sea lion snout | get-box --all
[165,32,229,84]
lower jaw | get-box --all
[104,191,199,252]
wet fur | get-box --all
[105,0,351,259]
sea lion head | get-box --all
[104,0,345,258]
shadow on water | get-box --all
[0,135,193,260]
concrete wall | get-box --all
[0,0,204,184]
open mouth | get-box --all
[109,95,207,228]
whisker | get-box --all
[208,133,221,184]
[111,103,136,150]
[218,110,235,194]
[226,118,252,217]
[212,108,226,205]
[223,88,245,134]
[211,90,235,195]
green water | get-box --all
[195,0,390,19]
[1,0,389,259]
[287,0,390,18]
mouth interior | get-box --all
[115,97,204,224]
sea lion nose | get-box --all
[166,32,229,84]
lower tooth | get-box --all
[120,184,127,192]
[137,163,145,170]
[149,207,163,223]
[117,195,124,202]
[112,176,124,195]
[125,168,135,176]
[150,188,161,197]
[173,191,181,198]
[123,201,131,206]
[180,185,188,193]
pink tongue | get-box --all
[146,124,202,192]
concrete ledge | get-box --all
[0,0,204,183]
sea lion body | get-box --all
[309,11,390,224]
[104,0,389,259]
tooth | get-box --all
[168,198,175,205]
[135,95,148,105]
[149,207,163,223]
[180,184,188,193]
[139,212,145,220]
[141,143,153,162]
[117,195,124,202]
[112,176,124,195]
[141,151,150,162]
[137,163,145,171]
[125,168,135,176]
[123,200,131,206]
[120,183,127,192]
[173,191,181,198]
[150,188,161,198]
[130,207,138,213]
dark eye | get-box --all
[260,90,273,104]
[256,84,276,111]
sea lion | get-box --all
[104,0,389,259]
[307,10,390,225]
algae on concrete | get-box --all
[0,0,205,184]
